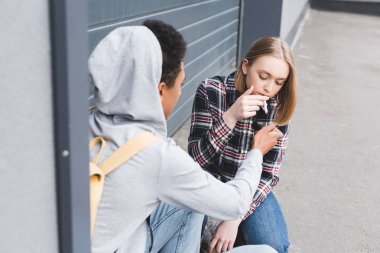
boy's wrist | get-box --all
[251,147,263,157]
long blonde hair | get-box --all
[235,36,297,125]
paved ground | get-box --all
[173,9,380,253]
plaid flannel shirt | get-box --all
[188,72,289,219]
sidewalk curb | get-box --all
[310,0,380,16]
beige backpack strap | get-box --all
[89,137,107,164]
[89,136,108,236]
[89,132,158,236]
[98,131,159,175]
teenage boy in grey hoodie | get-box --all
[88,22,282,253]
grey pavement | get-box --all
[173,9,380,253]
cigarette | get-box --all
[263,100,268,114]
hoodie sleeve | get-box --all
[158,139,263,221]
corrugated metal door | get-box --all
[88,0,241,135]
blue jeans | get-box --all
[145,202,204,253]
[235,192,289,253]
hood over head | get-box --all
[89,26,167,145]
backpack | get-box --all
[88,131,159,236]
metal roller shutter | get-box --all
[88,0,241,135]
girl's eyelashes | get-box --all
[258,72,285,85]
[259,74,268,80]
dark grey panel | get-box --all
[238,0,283,60]
[89,0,205,25]
[51,0,91,252]
[89,0,238,52]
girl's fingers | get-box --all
[227,241,234,251]
[221,241,229,252]
[245,105,260,112]
[216,240,225,253]
[243,85,254,95]
[243,111,257,118]
[246,94,269,100]
[209,237,218,253]
[244,99,265,107]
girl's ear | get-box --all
[242,59,249,75]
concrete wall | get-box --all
[281,0,309,44]
[0,0,58,252]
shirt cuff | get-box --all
[211,118,234,145]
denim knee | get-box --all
[269,238,289,253]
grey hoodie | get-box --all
[88,26,263,253]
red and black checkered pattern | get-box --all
[188,72,289,219]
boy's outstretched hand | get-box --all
[252,123,284,155]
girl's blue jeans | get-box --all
[235,192,290,253]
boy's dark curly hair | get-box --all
[143,20,186,88]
